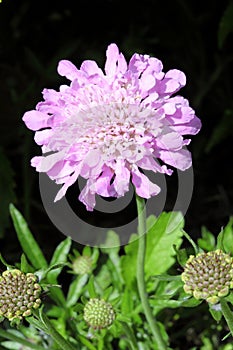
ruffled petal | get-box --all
[57,60,80,81]
[80,60,104,76]
[22,110,51,131]
[105,43,119,76]
[79,180,96,211]
[131,167,161,198]
[113,159,130,196]
[55,168,81,201]
[159,149,192,170]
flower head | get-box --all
[181,250,233,304]
[72,255,93,275]
[83,298,115,329]
[23,43,201,210]
[0,269,41,321]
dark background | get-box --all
[0,0,233,260]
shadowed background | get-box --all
[0,0,233,260]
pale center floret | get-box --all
[49,103,159,163]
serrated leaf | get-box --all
[9,204,48,270]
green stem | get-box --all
[220,298,233,337]
[135,194,166,349]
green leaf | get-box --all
[121,288,134,316]
[198,226,216,251]
[173,246,188,267]
[218,2,233,49]
[0,148,16,238]
[47,237,72,281]
[209,304,222,322]
[216,217,233,254]
[100,230,120,253]
[0,253,15,269]
[66,274,89,307]
[87,275,97,298]
[39,309,76,350]
[0,328,45,350]
[145,212,183,279]
[78,334,97,350]
[9,204,48,270]
[45,238,71,306]
[121,212,183,288]
[20,253,35,273]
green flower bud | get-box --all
[181,250,233,304]
[0,269,42,321]
[83,298,115,329]
[72,255,93,275]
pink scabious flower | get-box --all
[23,43,201,211]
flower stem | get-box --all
[220,298,233,337]
[135,194,166,349]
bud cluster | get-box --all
[0,269,41,321]
[72,255,93,275]
[83,298,115,329]
[181,250,233,304]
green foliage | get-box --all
[2,206,233,349]
[9,204,48,270]
[121,212,183,288]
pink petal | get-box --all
[80,150,103,178]
[22,110,51,131]
[117,53,128,73]
[172,116,202,135]
[80,60,104,76]
[165,69,186,87]
[94,166,115,197]
[31,156,43,169]
[113,159,130,196]
[34,129,53,145]
[156,132,183,150]
[55,168,80,201]
[37,151,66,172]
[137,156,173,175]
[105,43,119,76]
[79,181,96,211]
[57,60,79,81]
[159,149,192,170]
[131,167,161,198]
[140,72,155,92]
